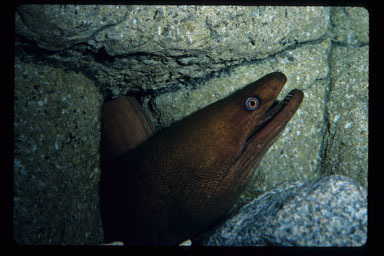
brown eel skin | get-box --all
[100,72,304,245]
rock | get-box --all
[320,45,369,188]
[199,175,367,246]
[331,7,369,46]
[15,5,130,51]
[15,6,330,96]
[14,61,104,244]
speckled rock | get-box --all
[15,5,130,51]
[15,5,330,96]
[14,60,104,244]
[199,175,367,246]
[320,45,368,188]
[331,7,369,46]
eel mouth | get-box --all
[244,89,303,148]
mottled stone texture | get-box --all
[321,46,368,188]
[14,61,104,244]
[15,6,329,95]
[199,175,367,246]
[14,6,368,245]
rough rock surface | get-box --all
[199,175,367,246]
[15,6,330,95]
[14,6,368,244]
[14,61,104,244]
[330,7,369,46]
[320,46,368,188]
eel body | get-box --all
[100,72,304,245]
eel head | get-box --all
[101,72,304,245]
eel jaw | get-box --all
[243,89,303,151]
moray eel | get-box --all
[100,72,304,245]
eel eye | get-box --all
[245,97,260,111]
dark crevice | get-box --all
[331,40,369,48]
[15,35,58,63]
[16,29,337,103]
[314,36,334,176]
[94,47,115,64]
[315,30,367,177]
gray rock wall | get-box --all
[14,6,368,245]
